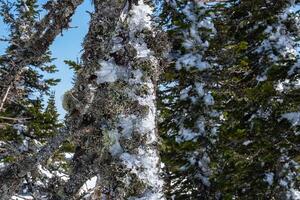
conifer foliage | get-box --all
[0,0,299,199]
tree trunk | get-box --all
[57,0,167,199]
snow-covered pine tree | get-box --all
[210,0,300,199]
[158,1,221,198]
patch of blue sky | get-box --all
[0,0,93,120]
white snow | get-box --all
[175,128,199,143]
[179,86,192,100]
[127,0,153,60]
[195,82,205,97]
[290,189,300,200]
[38,165,53,178]
[79,176,97,195]
[118,115,136,138]
[18,137,29,152]
[196,119,206,135]
[243,140,252,146]
[13,124,27,134]
[120,148,163,190]
[131,40,151,58]
[11,195,34,200]
[203,93,215,106]
[176,53,210,71]
[264,172,274,185]
[175,2,216,72]
[129,69,143,84]
[256,75,267,82]
[96,60,118,83]
[108,129,123,156]
[282,112,300,126]
[198,174,210,187]
[127,81,157,143]
[128,0,153,33]
[64,153,74,160]
[257,8,299,64]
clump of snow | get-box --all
[197,152,211,186]
[289,189,300,200]
[257,7,299,65]
[243,140,252,146]
[175,119,206,143]
[175,2,216,71]
[64,153,74,160]
[131,40,152,58]
[38,165,53,178]
[111,36,124,53]
[19,137,29,152]
[127,0,153,60]
[96,60,119,83]
[96,60,128,84]
[197,173,210,187]
[264,172,274,186]
[108,129,123,156]
[195,82,205,97]
[198,17,216,33]
[129,69,143,84]
[128,0,153,33]
[120,148,164,193]
[203,92,214,106]
[256,75,267,82]
[179,86,192,100]
[282,112,300,126]
[118,115,136,138]
[196,119,206,135]
[129,192,164,200]
[0,162,6,170]
[125,81,157,143]
[175,128,199,143]
[78,176,97,195]
[11,195,34,200]
[176,53,210,71]
[13,124,27,134]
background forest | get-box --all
[0,0,299,199]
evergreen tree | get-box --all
[0,0,83,198]
[0,0,299,199]
[209,0,300,199]
[0,0,60,164]
[159,1,220,199]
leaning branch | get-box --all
[0,0,84,111]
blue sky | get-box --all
[0,0,93,119]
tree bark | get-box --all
[56,0,167,199]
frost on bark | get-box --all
[53,0,168,199]
[49,0,130,199]
[95,1,166,198]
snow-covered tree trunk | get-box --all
[50,0,132,199]
[53,0,167,199]
[94,1,165,198]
